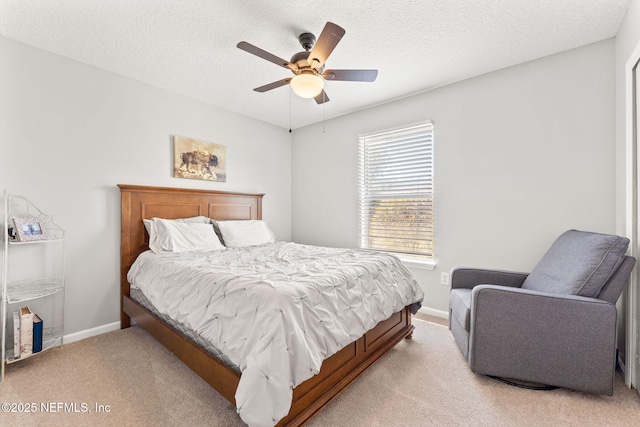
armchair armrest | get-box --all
[450,267,528,290]
[468,285,617,395]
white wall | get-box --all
[0,36,292,336]
[292,39,617,315]
[0,30,620,333]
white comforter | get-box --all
[127,242,423,427]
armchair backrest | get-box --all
[597,256,636,303]
[521,230,630,298]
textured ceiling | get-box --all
[0,0,631,130]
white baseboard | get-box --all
[63,321,121,345]
[418,306,449,320]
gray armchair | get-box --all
[449,230,636,395]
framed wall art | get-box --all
[173,135,227,182]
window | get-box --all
[358,121,434,260]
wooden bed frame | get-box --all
[119,184,415,426]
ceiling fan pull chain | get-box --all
[322,91,326,134]
[289,88,292,133]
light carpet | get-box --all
[1,318,639,426]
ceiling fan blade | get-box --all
[307,22,345,69]
[254,78,292,93]
[322,69,378,82]
[314,90,330,104]
[237,41,292,69]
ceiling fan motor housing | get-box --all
[290,51,323,73]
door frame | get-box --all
[625,38,640,389]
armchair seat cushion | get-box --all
[521,230,629,298]
[450,288,472,330]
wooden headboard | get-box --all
[118,184,264,323]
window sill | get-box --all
[397,256,437,271]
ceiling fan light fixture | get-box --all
[290,74,324,98]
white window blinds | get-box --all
[358,121,434,259]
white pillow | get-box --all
[215,220,276,247]
[143,219,161,253]
[153,219,225,253]
[143,216,219,253]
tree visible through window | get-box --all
[358,122,433,259]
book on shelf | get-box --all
[19,307,34,357]
[32,313,43,353]
[12,311,20,359]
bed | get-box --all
[119,184,422,426]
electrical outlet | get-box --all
[440,272,450,286]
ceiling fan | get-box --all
[237,22,378,104]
